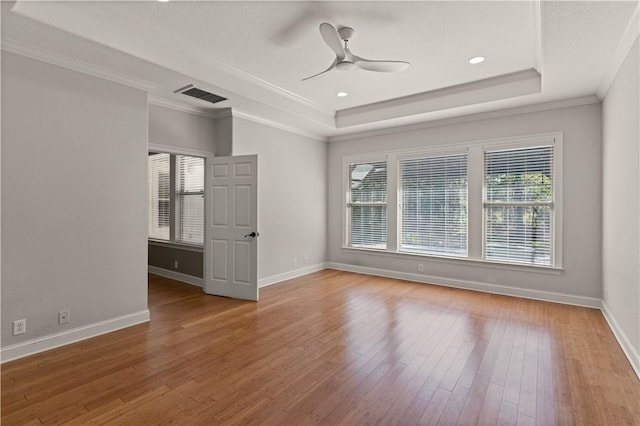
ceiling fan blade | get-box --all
[302,59,338,81]
[319,22,345,60]
[354,56,410,73]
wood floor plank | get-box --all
[1,271,638,425]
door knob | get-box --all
[244,232,259,238]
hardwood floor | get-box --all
[2,270,639,425]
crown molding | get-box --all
[597,2,639,99]
[196,52,334,117]
[165,35,333,117]
[148,95,230,120]
[55,1,334,118]
[329,95,600,143]
[9,0,335,128]
[1,38,156,92]
[232,110,327,142]
[335,69,541,128]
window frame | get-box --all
[344,155,389,250]
[342,132,563,271]
[397,148,469,258]
[481,137,563,268]
[174,154,206,246]
[148,144,209,249]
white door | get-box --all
[204,155,258,301]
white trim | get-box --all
[148,266,203,287]
[148,240,203,253]
[258,263,327,288]
[343,155,390,249]
[148,96,231,120]
[339,69,538,118]
[396,147,469,161]
[481,134,563,269]
[343,153,389,165]
[341,131,564,270]
[341,246,564,275]
[148,143,212,159]
[10,0,332,118]
[597,4,640,99]
[531,0,543,76]
[329,96,600,143]
[326,262,599,308]
[0,310,150,364]
[335,69,541,128]
[1,38,156,91]
[151,35,334,117]
[232,110,327,142]
[600,301,640,380]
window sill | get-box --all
[341,246,564,275]
[148,239,203,253]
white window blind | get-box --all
[148,153,170,240]
[400,153,468,256]
[176,155,205,245]
[484,145,554,266]
[348,160,387,249]
[148,152,204,246]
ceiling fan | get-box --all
[303,23,410,81]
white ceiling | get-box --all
[2,1,638,139]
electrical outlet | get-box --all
[292,258,297,267]
[59,310,70,325]
[303,256,308,265]
[418,264,424,272]
[174,260,179,269]
[13,319,26,335]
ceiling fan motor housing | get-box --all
[337,26,354,42]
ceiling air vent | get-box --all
[174,84,227,104]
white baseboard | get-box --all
[259,263,327,288]
[600,301,640,380]
[149,263,326,289]
[326,262,601,308]
[0,310,150,364]
[148,266,203,287]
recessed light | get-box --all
[158,0,170,2]
[468,56,485,64]
[337,92,348,97]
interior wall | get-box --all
[148,243,203,279]
[149,104,216,153]
[215,112,233,157]
[602,37,640,360]
[232,117,328,281]
[1,52,148,347]
[328,102,603,299]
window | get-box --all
[400,153,468,257]
[176,155,205,245]
[347,160,387,249]
[148,152,205,246]
[343,133,562,269]
[484,145,554,266]
[148,153,170,240]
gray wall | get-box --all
[148,243,203,278]
[215,111,233,157]
[149,103,217,153]
[233,117,328,280]
[602,37,640,358]
[1,51,148,347]
[328,103,603,299]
